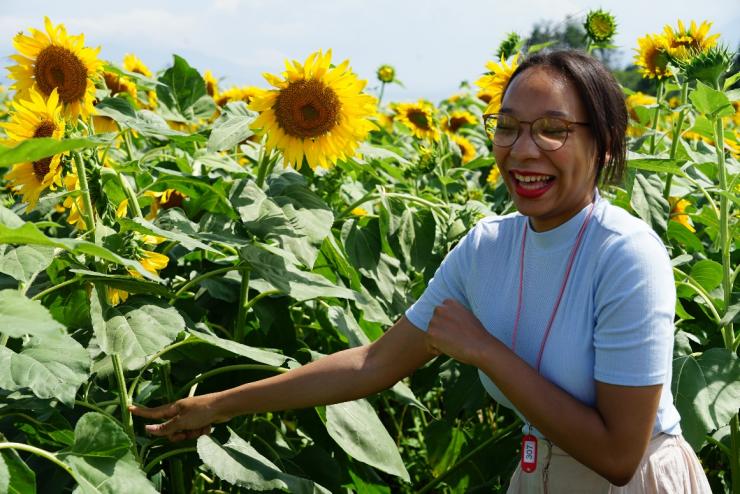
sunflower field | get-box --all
[0,13,738,494]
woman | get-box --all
[131,50,711,492]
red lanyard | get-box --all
[511,202,596,373]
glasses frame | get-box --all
[482,113,590,152]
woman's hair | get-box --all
[504,50,628,186]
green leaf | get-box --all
[0,448,36,494]
[690,81,734,118]
[0,290,65,339]
[207,103,256,152]
[197,429,331,493]
[326,305,370,347]
[117,217,217,253]
[721,297,740,326]
[89,291,185,371]
[157,55,210,120]
[58,414,156,494]
[630,173,669,235]
[95,98,185,138]
[424,420,468,476]
[626,158,684,175]
[0,136,114,168]
[666,222,704,253]
[240,244,356,302]
[0,333,90,406]
[398,208,435,271]
[0,245,55,284]
[672,349,740,450]
[341,219,381,273]
[69,413,131,458]
[0,214,159,281]
[323,399,410,481]
[689,259,723,292]
[188,330,292,367]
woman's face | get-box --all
[493,67,598,232]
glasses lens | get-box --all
[485,114,518,147]
[532,117,569,151]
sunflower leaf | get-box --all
[0,136,114,168]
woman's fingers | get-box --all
[129,403,179,420]
[145,415,182,436]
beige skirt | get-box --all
[506,433,711,493]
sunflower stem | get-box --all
[255,138,269,188]
[0,443,83,486]
[111,353,139,462]
[116,171,143,218]
[648,80,664,155]
[175,364,288,398]
[234,266,251,342]
[663,80,690,201]
[72,151,96,233]
[378,82,386,106]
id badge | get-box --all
[520,434,537,473]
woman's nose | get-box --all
[508,124,541,161]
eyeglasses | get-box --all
[482,113,589,151]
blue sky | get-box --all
[1,0,738,103]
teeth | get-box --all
[514,173,552,182]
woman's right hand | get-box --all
[129,393,229,442]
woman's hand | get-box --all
[426,298,493,366]
[129,393,228,442]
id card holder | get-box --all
[520,434,537,473]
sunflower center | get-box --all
[408,109,430,130]
[448,117,466,133]
[274,79,340,138]
[30,119,57,181]
[34,45,88,104]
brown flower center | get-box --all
[103,71,130,96]
[31,119,57,181]
[407,109,431,130]
[34,45,88,104]
[447,116,468,133]
[274,79,340,138]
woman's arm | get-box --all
[426,298,661,487]
[130,316,436,441]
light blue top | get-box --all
[405,192,681,438]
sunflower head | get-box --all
[668,196,695,232]
[204,70,219,98]
[394,100,440,141]
[8,17,102,121]
[486,165,501,186]
[634,33,673,79]
[450,134,476,163]
[476,53,520,113]
[496,32,522,61]
[123,53,152,78]
[442,111,477,134]
[3,87,66,211]
[584,9,617,45]
[377,64,396,83]
[250,49,377,170]
[671,45,734,86]
[662,20,720,61]
[216,86,262,107]
[625,92,657,137]
[103,71,137,100]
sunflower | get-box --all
[144,189,186,220]
[204,70,219,98]
[442,111,477,134]
[250,49,378,170]
[584,9,617,45]
[486,165,501,186]
[215,86,262,107]
[122,53,152,78]
[634,33,673,79]
[8,17,102,120]
[3,88,65,211]
[450,134,476,163]
[668,197,695,232]
[476,53,520,114]
[103,71,137,100]
[394,100,440,141]
[351,207,368,217]
[61,172,87,229]
[625,92,657,137]
[662,20,719,61]
[376,65,395,83]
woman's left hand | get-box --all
[426,298,493,366]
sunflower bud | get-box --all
[672,45,734,87]
[376,64,396,83]
[584,9,617,45]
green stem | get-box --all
[31,277,81,301]
[378,82,386,106]
[255,139,269,188]
[128,338,200,401]
[732,414,740,494]
[0,443,83,486]
[159,363,187,493]
[234,267,251,341]
[648,80,664,155]
[74,399,113,416]
[242,289,281,316]
[663,80,690,201]
[72,151,96,233]
[169,265,245,303]
[416,421,520,494]
[176,364,287,398]
[117,171,143,218]
[111,354,138,462]
[143,447,197,473]
[673,281,722,324]
[712,116,733,350]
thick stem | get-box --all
[169,265,245,303]
[72,151,96,233]
[234,267,251,341]
[648,80,664,155]
[732,414,740,494]
[175,364,287,398]
[31,277,81,301]
[143,447,197,474]
[712,116,733,350]
[117,171,143,218]
[255,139,269,188]
[0,443,83,485]
[663,80,690,201]
[159,363,187,493]
[378,82,386,106]
[111,353,139,462]
[128,338,200,402]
